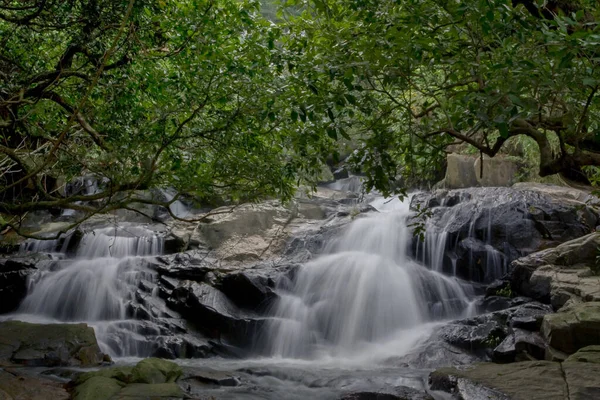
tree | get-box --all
[0,0,334,238]
[277,0,600,192]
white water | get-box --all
[160,188,190,218]
[15,226,163,355]
[262,195,474,360]
[415,193,508,282]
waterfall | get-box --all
[160,189,190,219]
[261,196,474,359]
[16,226,164,356]
[414,194,508,283]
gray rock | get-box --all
[412,184,598,283]
[166,281,262,347]
[492,328,547,363]
[440,302,552,355]
[510,233,600,308]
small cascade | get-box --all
[262,196,474,359]
[16,226,166,357]
[414,192,509,283]
[326,175,364,193]
[160,189,190,219]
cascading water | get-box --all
[261,196,475,360]
[15,226,166,357]
[414,193,508,282]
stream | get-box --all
[5,189,495,399]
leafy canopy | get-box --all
[277,0,600,189]
[0,0,334,236]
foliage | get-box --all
[496,286,514,298]
[3,0,600,238]
[277,0,600,193]
[0,0,334,237]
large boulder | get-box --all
[541,302,600,354]
[430,360,600,400]
[0,321,106,367]
[510,233,600,308]
[441,153,518,189]
[411,184,599,282]
[166,281,262,347]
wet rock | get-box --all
[0,255,42,313]
[492,328,547,363]
[412,185,599,281]
[485,279,512,297]
[510,233,600,308]
[541,302,600,354]
[166,281,261,347]
[440,302,552,355]
[0,321,106,367]
[218,270,278,311]
[333,168,350,180]
[439,314,507,354]
[339,386,433,400]
[455,238,506,282]
[476,296,531,313]
[155,251,216,281]
[0,368,69,400]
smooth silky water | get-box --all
[7,195,476,399]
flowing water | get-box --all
[9,193,482,398]
[13,225,167,356]
[259,195,474,361]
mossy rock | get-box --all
[564,345,600,364]
[116,382,183,398]
[541,302,600,354]
[0,321,105,367]
[130,358,183,384]
[73,376,124,400]
[76,366,135,386]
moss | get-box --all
[73,376,124,400]
[130,358,183,384]
[117,382,183,398]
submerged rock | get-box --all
[0,321,106,367]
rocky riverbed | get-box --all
[1,182,600,399]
